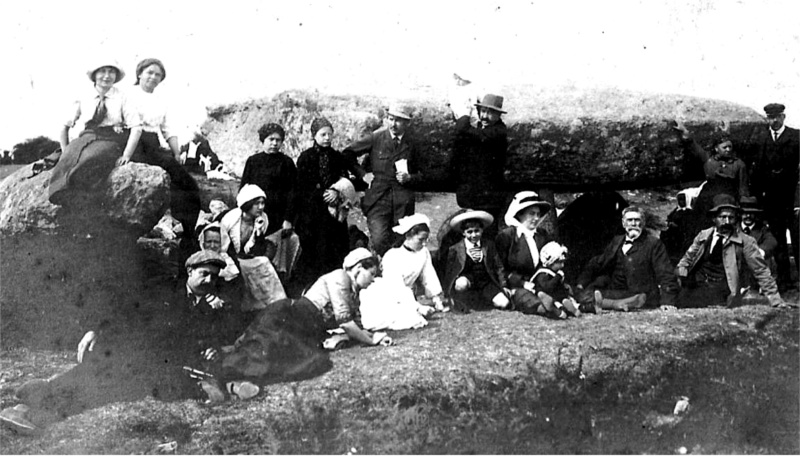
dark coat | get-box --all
[742,222,777,259]
[495,226,552,289]
[452,116,507,211]
[750,126,800,213]
[240,152,297,234]
[442,239,506,296]
[342,128,423,214]
[578,231,679,307]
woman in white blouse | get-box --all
[48,60,141,205]
[117,58,201,252]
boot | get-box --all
[600,293,646,312]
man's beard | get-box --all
[625,228,641,239]
[717,223,734,234]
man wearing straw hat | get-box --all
[675,194,787,308]
[343,104,424,255]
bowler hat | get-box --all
[739,196,763,213]
[474,94,507,114]
[764,103,785,116]
[708,194,740,214]
[87,61,125,83]
[185,250,227,269]
[387,104,413,120]
[450,210,494,230]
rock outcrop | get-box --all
[204,87,765,190]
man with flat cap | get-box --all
[343,104,425,256]
[450,94,509,223]
[0,251,249,434]
[749,103,800,291]
[675,194,787,308]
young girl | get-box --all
[531,242,582,319]
[442,210,509,312]
[240,123,301,282]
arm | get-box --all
[59,125,71,152]
[341,131,374,162]
[340,320,380,346]
[759,229,778,257]
[282,156,298,228]
[240,156,253,189]
[167,136,181,162]
[495,230,525,288]
[738,161,750,198]
[116,126,142,166]
[533,271,563,295]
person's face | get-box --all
[263,133,284,153]
[462,223,484,244]
[479,108,502,127]
[767,113,785,131]
[622,211,644,239]
[186,264,220,295]
[202,231,222,252]
[354,265,378,289]
[388,114,410,137]
[246,197,266,218]
[93,66,117,90]
[138,64,164,93]
[314,126,334,148]
[714,140,733,159]
[714,209,737,234]
[517,206,544,231]
[404,230,429,252]
[741,212,756,227]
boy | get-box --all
[441,210,509,312]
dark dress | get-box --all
[294,144,351,286]
[240,152,297,236]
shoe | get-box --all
[199,379,226,403]
[0,406,37,435]
[226,381,260,400]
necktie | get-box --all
[85,94,107,128]
[773,131,779,142]
[394,136,401,148]
[468,244,483,262]
[622,238,634,254]
[743,227,752,235]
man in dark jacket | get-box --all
[748,103,799,291]
[577,206,679,311]
[739,196,778,292]
[342,104,424,255]
[450,94,509,224]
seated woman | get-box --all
[116,58,202,254]
[495,191,553,314]
[49,60,141,207]
[220,185,287,312]
[211,248,392,394]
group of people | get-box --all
[1,57,797,435]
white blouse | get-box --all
[381,246,443,298]
[65,86,140,131]
[126,88,174,140]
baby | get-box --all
[531,241,581,319]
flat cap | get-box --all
[185,250,227,269]
[764,103,785,116]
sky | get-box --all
[1,0,798,150]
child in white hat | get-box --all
[530,241,583,318]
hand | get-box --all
[77,330,97,363]
[116,156,130,167]
[672,120,690,139]
[322,189,338,204]
[282,220,293,232]
[112,124,124,134]
[201,347,218,361]
[396,171,411,184]
[205,294,225,309]
[522,281,535,292]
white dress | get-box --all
[359,246,441,331]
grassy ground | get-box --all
[1,304,797,454]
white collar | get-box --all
[390,132,404,142]
[515,225,535,238]
[465,238,481,249]
[771,125,786,138]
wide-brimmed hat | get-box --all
[708,194,740,214]
[387,104,413,120]
[474,94,506,114]
[540,241,568,268]
[504,191,552,227]
[185,250,226,269]
[739,196,763,213]
[343,247,374,269]
[392,213,430,235]
[449,210,494,230]
[237,184,267,208]
[87,61,125,83]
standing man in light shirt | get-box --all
[343,104,424,256]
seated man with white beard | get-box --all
[577,206,679,311]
